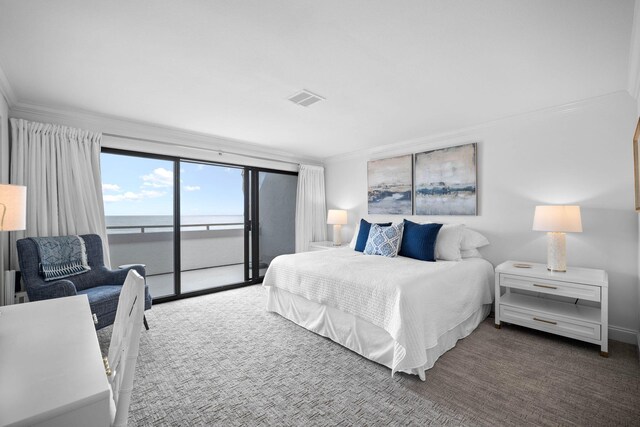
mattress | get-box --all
[263,247,494,380]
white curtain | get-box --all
[9,118,110,268]
[295,164,327,252]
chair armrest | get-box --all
[27,279,78,301]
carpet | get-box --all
[97,285,640,426]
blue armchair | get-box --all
[16,234,152,330]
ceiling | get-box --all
[0,0,635,159]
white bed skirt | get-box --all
[266,286,491,381]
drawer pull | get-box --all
[533,283,557,290]
[533,317,557,325]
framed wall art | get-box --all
[414,143,477,216]
[367,154,412,215]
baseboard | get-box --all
[608,325,639,345]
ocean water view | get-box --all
[106,215,244,234]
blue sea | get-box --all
[106,215,244,234]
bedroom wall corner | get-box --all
[324,91,640,344]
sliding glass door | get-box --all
[101,149,297,302]
[255,171,297,277]
[101,152,176,298]
[179,161,245,293]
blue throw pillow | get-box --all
[399,220,443,262]
[355,219,392,252]
[364,223,405,257]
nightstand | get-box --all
[309,241,348,251]
[495,261,608,356]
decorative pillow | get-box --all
[349,221,360,249]
[354,219,392,252]
[461,248,482,258]
[399,220,442,262]
[364,223,404,257]
[434,224,465,261]
[461,228,489,251]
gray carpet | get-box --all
[97,285,640,426]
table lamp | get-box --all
[0,184,27,306]
[0,184,27,231]
[327,209,347,246]
[532,205,582,272]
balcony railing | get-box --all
[106,222,244,234]
[107,225,245,276]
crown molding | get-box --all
[323,91,631,164]
[0,62,16,107]
[628,0,640,103]
[9,100,322,167]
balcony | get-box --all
[107,223,247,298]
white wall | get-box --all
[325,91,639,343]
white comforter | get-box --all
[263,247,494,374]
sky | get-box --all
[101,153,245,216]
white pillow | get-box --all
[435,224,464,261]
[460,228,489,250]
[349,221,360,249]
[461,248,482,258]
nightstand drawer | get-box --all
[499,304,601,341]
[500,274,600,302]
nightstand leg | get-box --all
[495,323,501,329]
[600,351,609,357]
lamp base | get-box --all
[332,224,342,246]
[547,232,566,272]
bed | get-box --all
[263,246,494,380]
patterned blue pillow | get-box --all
[364,223,404,257]
[355,219,392,252]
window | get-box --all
[101,148,297,302]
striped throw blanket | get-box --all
[30,235,91,281]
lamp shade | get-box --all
[327,209,347,225]
[532,205,582,233]
[0,184,27,231]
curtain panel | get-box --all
[295,164,327,252]
[9,118,110,268]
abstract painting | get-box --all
[414,143,477,215]
[367,154,412,215]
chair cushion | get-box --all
[78,285,122,317]
[76,282,152,331]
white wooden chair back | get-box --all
[107,270,145,427]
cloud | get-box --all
[142,168,173,188]
[103,190,165,203]
[184,185,200,192]
[102,183,121,192]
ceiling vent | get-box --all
[288,89,325,107]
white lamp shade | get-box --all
[532,205,582,233]
[0,184,27,231]
[327,209,347,225]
